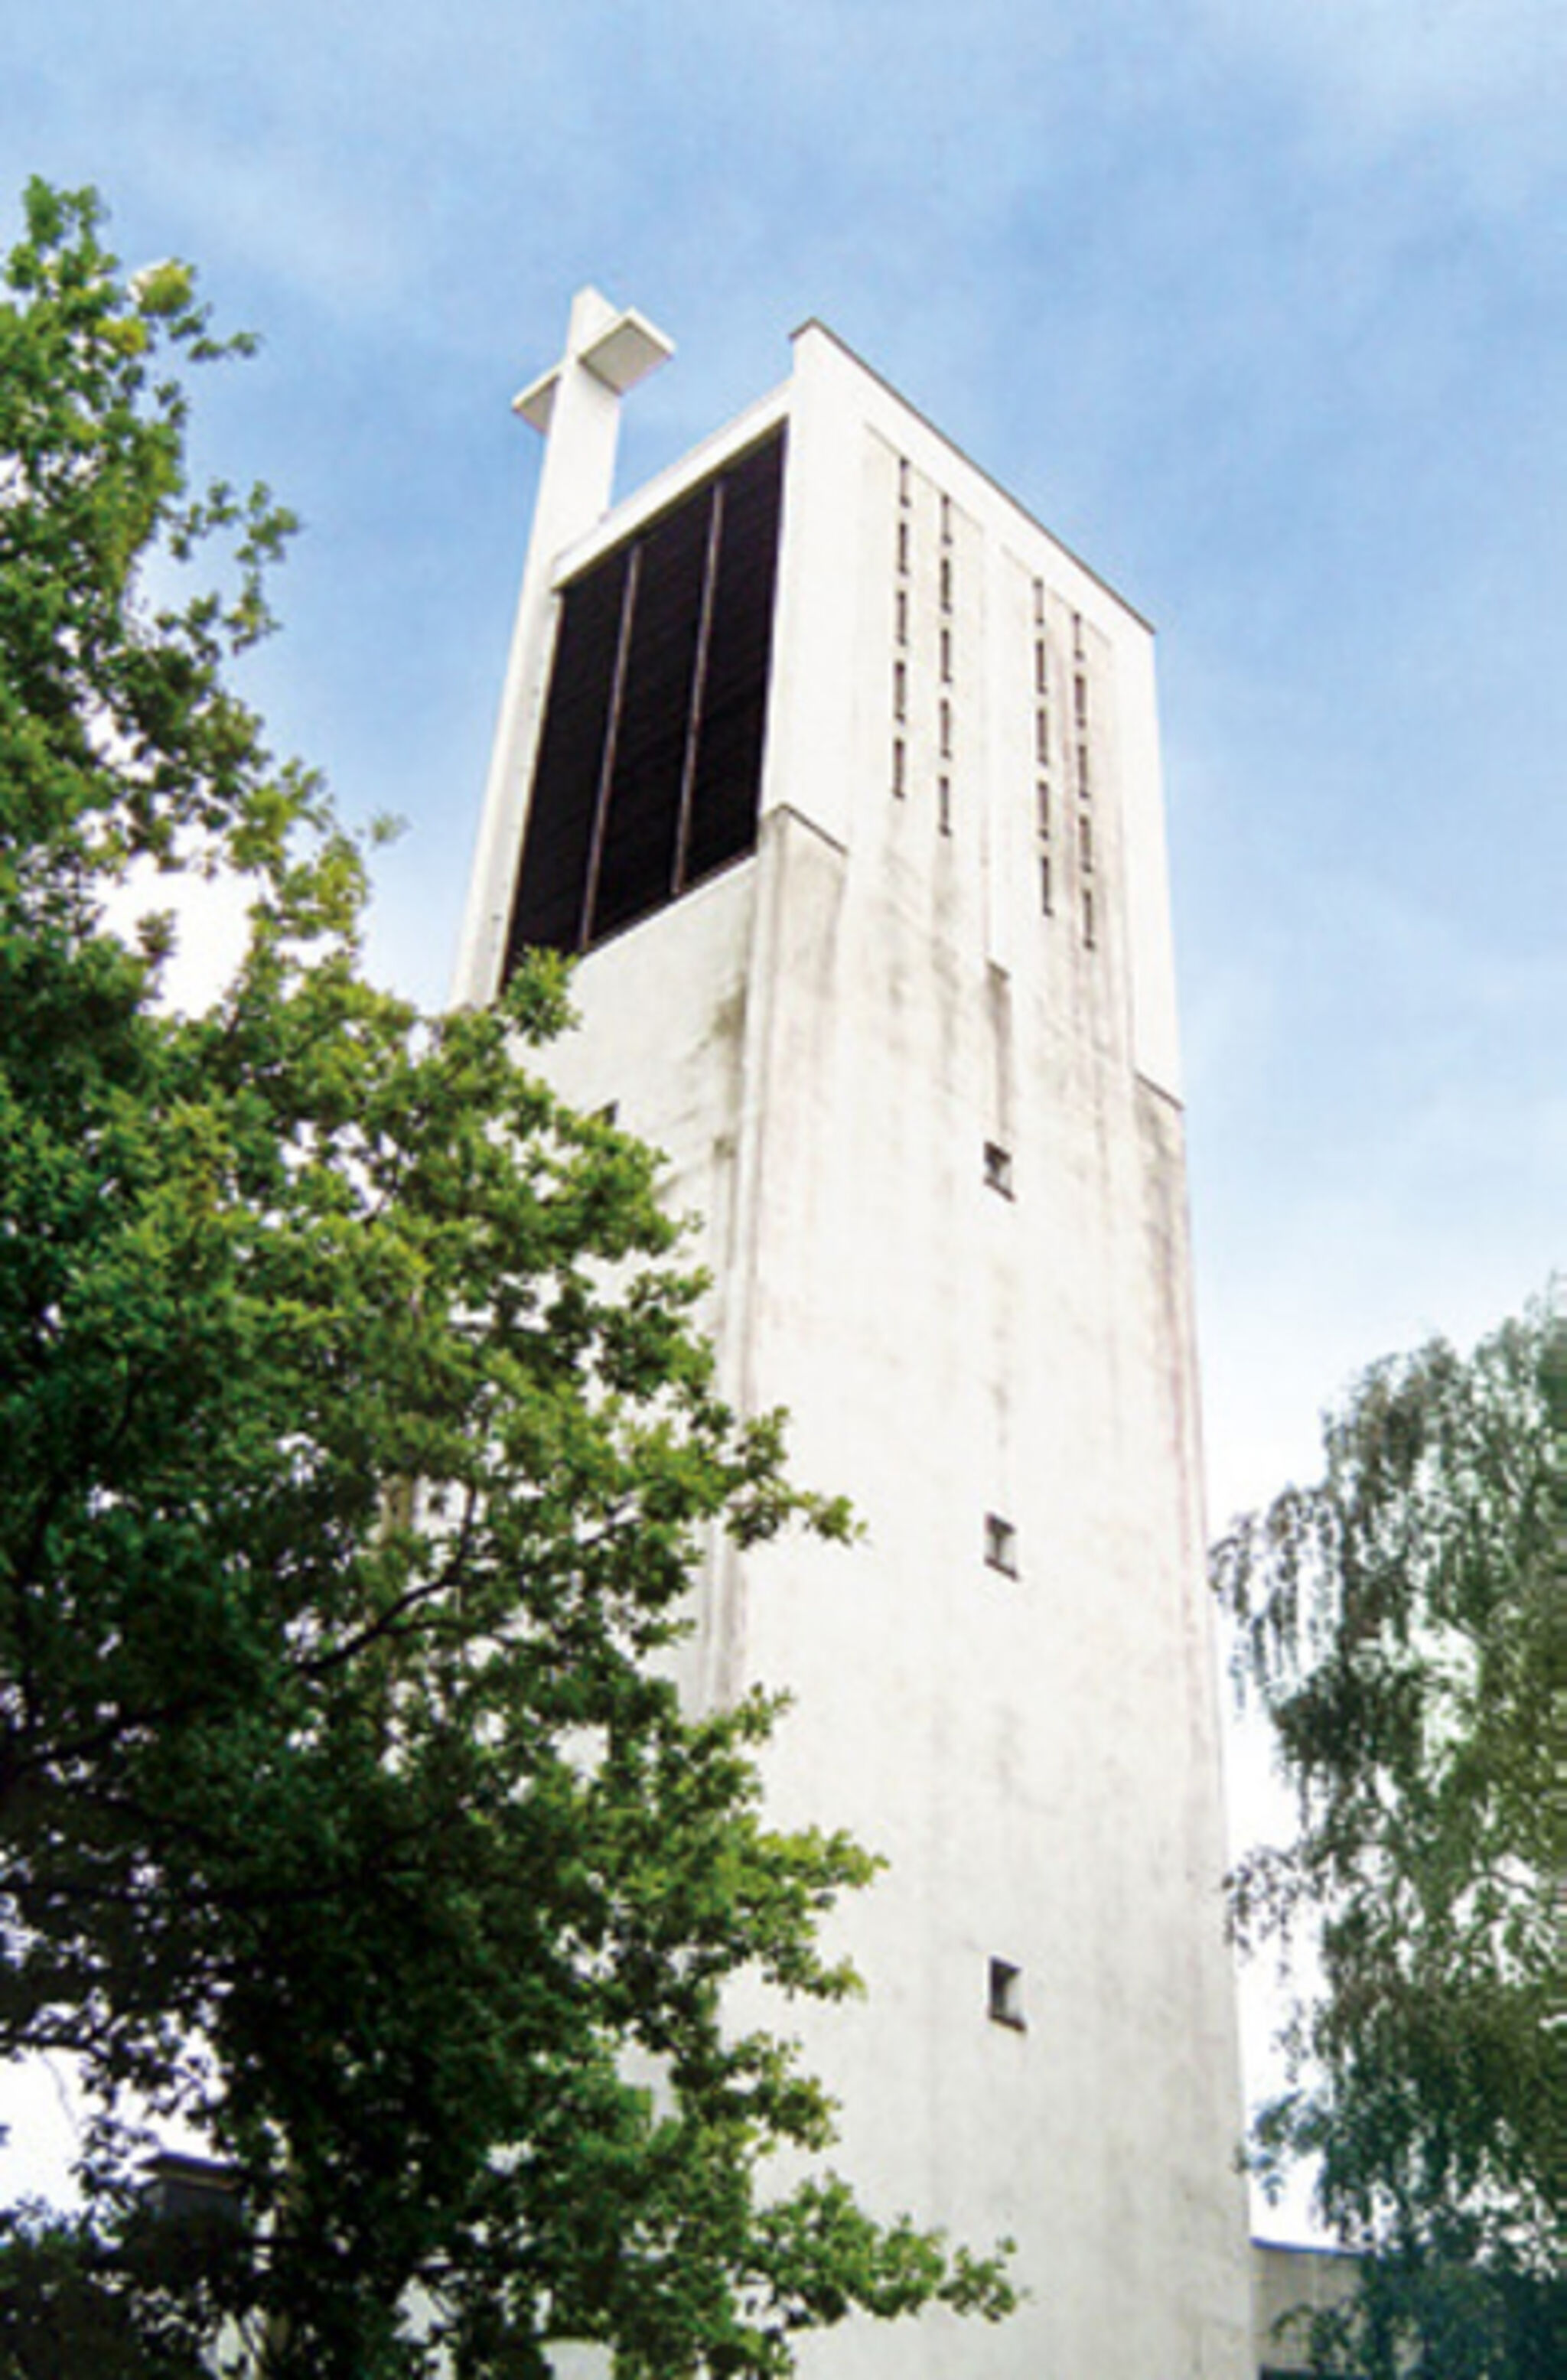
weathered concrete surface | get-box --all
[467,308,1253,2380]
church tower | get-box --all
[456,297,1253,2380]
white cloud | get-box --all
[129,121,412,320]
[1196,0,1567,203]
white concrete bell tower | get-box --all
[459,295,1253,2380]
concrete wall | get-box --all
[1252,2242,1362,2376]
[476,314,1252,2380]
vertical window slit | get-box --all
[671,480,725,897]
[580,542,643,949]
[989,1958,1026,2030]
[985,1513,1018,1574]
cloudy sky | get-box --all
[5,0,1562,2219]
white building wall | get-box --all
[468,311,1251,2380]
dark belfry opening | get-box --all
[504,428,786,968]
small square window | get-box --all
[989,1958,1026,2030]
[983,1141,1014,1197]
[984,1512,1018,1575]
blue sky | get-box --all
[4,0,1563,2215]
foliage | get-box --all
[1214,1299,1565,2378]
[0,181,1015,2376]
[0,2197,234,2378]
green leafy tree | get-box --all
[0,2197,233,2378]
[0,181,1015,2378]
[1214,1301,1565,2379]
